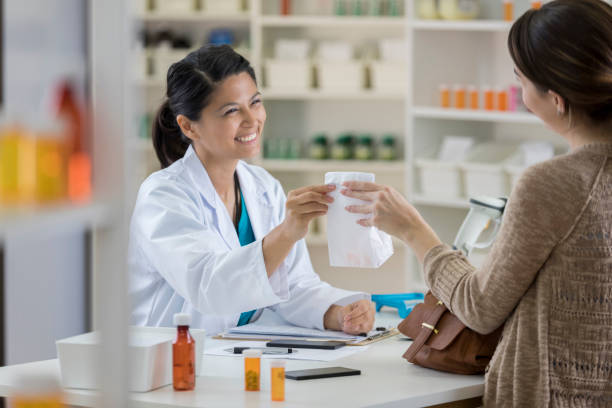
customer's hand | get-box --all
[280,184,335,242]
[324,299,375,335]
[341,181,442,263]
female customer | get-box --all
[128,45,374,336]
[343,0,612,405]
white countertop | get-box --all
[0,310,484,408]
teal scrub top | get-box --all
[236,189,257,326]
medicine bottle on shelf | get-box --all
[503,0,514,22]
[173,313,195,391]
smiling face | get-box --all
[180,72,266,164]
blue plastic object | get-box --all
[371,293,425,318]
[207,29,235,46]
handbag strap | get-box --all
[403,300,447,362]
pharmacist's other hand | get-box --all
[281,184,334,242]
[341,181,442,263]
[339,300,375,335]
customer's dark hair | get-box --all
[508,0,612,127]
[153,45,257,168]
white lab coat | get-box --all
[129,145,367,335]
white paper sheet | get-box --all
[205,341,370,362]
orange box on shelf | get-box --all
[483,87,495,111]
[439,84,450,108]
[454,85,466,109]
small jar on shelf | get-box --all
[377,134,397,161]
[330,133,355,160]
[308,134,329,160]
[355,134,374,160]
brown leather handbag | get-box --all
[397,291,502,375]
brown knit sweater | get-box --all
[424,143,612,407]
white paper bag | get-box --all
[325,172,394,268]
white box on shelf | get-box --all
[154,0,195,14]
[460,143,518,198]
[415,157,463,198]
[153,48,191,80]
[379,39,406,62]
[265,59,312,91]
[275,39,311,60]
[317,61,365,92]
[504,153,525,192]
[369,61,407,92]
[203,0,242,14]
[317,41,354,62]
[56,326,205,392]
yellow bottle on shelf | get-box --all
[0,120,34,205]
[31,119,68,203]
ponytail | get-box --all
[151,44,257,168]
[152,100,190,169]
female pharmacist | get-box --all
[129,45,374,336]
[342,0,612,406]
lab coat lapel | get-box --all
[183,146,240,250]
[236,162,273,241]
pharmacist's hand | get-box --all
[341,181,442,263]
[280,184,335,242]
[338,300,375,335]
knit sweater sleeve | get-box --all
[423,155,598,334]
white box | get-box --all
[204,0,242,13]
[378,39,406,62]
[265,59,312,91]
[317,41,354,62]
[370,62,407,92]
[153,48,190,80]
[317,61,365,92]
[56,326,205,392]
[416,157,462,198]
[460,143,517,198]
[275,39,310,60]
[154,0,195,14]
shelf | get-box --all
[260,159,405,173]
[412,107,541,124]
[262,88,405,101]
[411,20,511,32]
[260,15,405,28]
[411,194,470,209]
[135,11,251,23]
[0,202,111,239]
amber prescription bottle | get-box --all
[270,360,286,401]
[503,0,513,21]
[483,86,495,111]
[454,85,466,109]
[244,349,261,391]
[439,84,450,108]
[173,313,195,391]
[468,86,479,110]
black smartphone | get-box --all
[266,339,346,350]
[285,367,361,380]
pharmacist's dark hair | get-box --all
[153,44,257,168]
[508,0,612,128]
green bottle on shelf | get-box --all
[377,134,397,161]
[308,134,329,160]
[334,0,347,15]
[355,134,374,160]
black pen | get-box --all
[229,346,294,355]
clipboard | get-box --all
[212,327,399,346]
